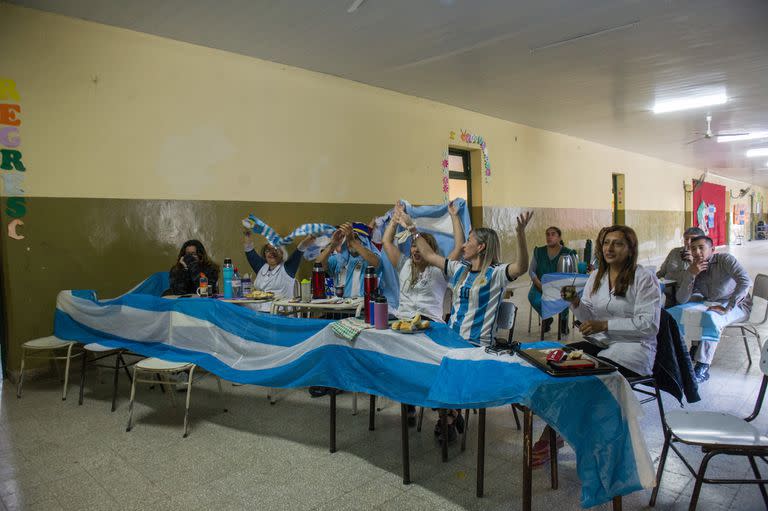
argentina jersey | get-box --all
[445,260,513,344]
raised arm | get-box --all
[316,228,344,272]
[505,211,533,280]
[446,200,466,261]
[243,230,266,274]
[346,224,380,268]
[398,213,445,269]
[382,204,403,267]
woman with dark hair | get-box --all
[565,225,662,377]
[533,225,662,466]
[168,240,220,295]
[527,226,577,333]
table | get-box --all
[55,283,653,509]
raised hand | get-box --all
[516,211,534,234]
[448,200,459,217]
[688,259,709,276]
[297,235,316,251]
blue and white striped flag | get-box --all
[242,215,337,247]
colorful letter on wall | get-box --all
[0,79,20,102]
[0,104,21,126]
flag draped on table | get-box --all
[54,273,654,508]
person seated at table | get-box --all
[168,240,220,295]
[674,235,752,383]
[656,227,705,307]
[398,210,533,441]
[527,226,578,334]
[243,230,313,301]
[533,226,663,467]
[316,222,381,298]
[382,200,464,323]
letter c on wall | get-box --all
[8,218,24,240]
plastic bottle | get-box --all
[241,272,252,296]
[231,267,242,299]
[222,258,234,298]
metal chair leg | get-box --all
[512,404,521,430]
[352,392,358,415]
[79,349,88,405]
[182,366,196,438]
[126,367,138,432]
[330,392,337,453]
[477,408,486,498]
[649,429,672,506]
[742,327,753,366]
[62,344,74,401]
[111,351,120,412]
[416,406,425,432]
[400,404,411,485]
[548,424,559,489]
[440,411,449,462]
[748,455,768,506]
[688,451,716,511]
[16,348,26,398]
[216,376,228,412]
[523,408,533,511]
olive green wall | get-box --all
[0,197,389,372]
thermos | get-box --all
[364,266,378,324]
[222,258,233,298]
[374,295,388,330]
[311,263,326,299]
[556,253,578,274]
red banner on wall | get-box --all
[693,182,726,246]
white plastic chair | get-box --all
[16,336,82,401]
[724,273,768,366]
[126,357,226,438]
[649,339,768,510]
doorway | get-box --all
[448,148,472,223]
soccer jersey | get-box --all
[445,260,514,344]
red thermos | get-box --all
[311,263,326,299]
[364,266,378,323]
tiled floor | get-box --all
[2,241,767,510]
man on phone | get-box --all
[657,227,706,307]
[673,236,752,383]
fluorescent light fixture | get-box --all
[717,132,768,143]
[746,148,768,158]
[652,92,727,114]
[347,0,365,13]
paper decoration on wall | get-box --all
[1,78,26,240]
[441,129,492,203]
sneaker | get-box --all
[693,362,710,383]
[308,386,328,398]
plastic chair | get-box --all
[78,343,137,412]
[16,336,82,401]
[723,273,768,366]
[649,340,768,510]
[126,357,226,438]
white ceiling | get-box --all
[10,0,768,186]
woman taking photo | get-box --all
[168,240,220,295]
[527,226,577,334]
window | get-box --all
[448,148,472,206]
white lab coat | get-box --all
[573,265,662,376]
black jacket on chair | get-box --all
[653,309,700,404]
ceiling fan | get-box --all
[685,115,748,145]
[730,186,752,199]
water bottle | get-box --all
[311,263,326,299]
[364,267,378,324]
[241,272,252,296]
[325,276,335,298]
[222,258,234,298]
[231,267,242,298]
[374,295,388,330]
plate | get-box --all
[391,326,428,334]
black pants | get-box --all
[567,341,640,378]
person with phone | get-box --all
[673,235,752,383]
[656,227,706,306]
[167,239,220,296]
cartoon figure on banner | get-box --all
[696,201,710,236]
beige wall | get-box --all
[6,3,766,215]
